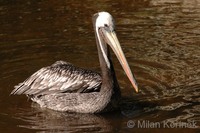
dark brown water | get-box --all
[0,0,200,132]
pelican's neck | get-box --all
[94,28,121,97]
[95,29,111,79]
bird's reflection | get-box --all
[14,103,113,133]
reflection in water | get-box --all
[0,0,200,132]
[14,104,113,133]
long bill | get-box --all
[102,30,139,93]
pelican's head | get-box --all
[95,12,115,32]
[93,12,139,93]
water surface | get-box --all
[0,0,200,132]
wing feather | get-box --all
[11,61,102,96]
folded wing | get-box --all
[11,61,102,96]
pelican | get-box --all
[11,12,138,113]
